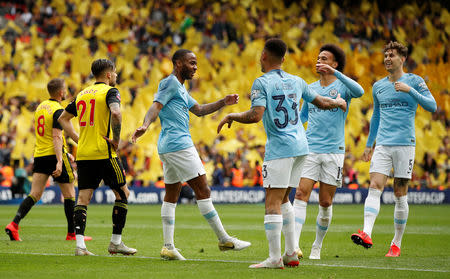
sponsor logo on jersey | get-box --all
[380,98,408,108]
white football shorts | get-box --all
[301,153,344,187]
[262,155,306,188]
[370,145,415,179]
[159,146,206,184]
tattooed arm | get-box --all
[217,106,265,133]
[103,102,121,151]
[190,94,239,117]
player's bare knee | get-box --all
[195,186,211,200]
[319,200,332,208]
[394,178,409,188]
[393,178,409,196]
[369,181,384,191]
[59,184,75,199]
[77,198,91,206]
[77,190,93,205]
[294,188,310,202]
[163,194,178,203]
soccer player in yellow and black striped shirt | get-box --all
[59,59,136,256]
[4,78,91,242]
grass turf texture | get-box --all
[0,203,449,279]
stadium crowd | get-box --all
[0,0,448,192]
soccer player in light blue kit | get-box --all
[351,41,437,257]
[218,39,347,269]
[132,49,251,261]
[293,44,364,260]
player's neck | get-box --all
[388,68,405,82]
[173,71,185,84]
[95,78,109,85]
[319,74,337,87]
[264,64,282,73]
[50,95,62,102]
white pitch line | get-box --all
[5,223,449,235]
[0,251,448,273]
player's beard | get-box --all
[181,65,193,80]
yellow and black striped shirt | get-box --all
[34,99,67,157]
[65,82,121,160]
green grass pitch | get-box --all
[0,203,449,278]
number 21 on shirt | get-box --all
[77,99,96,127]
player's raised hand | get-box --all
[131,126,147,143]
[217,115,233,133]
[224,94,239,105]
[335,94,347,112]
[52,161,62,177]
[362,147,373,162]
[394,81,411,93]
[316,63,335,75]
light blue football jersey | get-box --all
[366,73,437,147]
[154,74,197,154]
[251,69,318,161]
[300,71,364,153]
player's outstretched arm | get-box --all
[190,94,239,117]
[52,128,63,177]
[131,101,163,143]
[311,94,347,112]
[333,70,364,98]
[317,63,364,98]
[58,111,79,143]
[217,106,265,133]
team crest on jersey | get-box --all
[251,89,260,100]
[329,89,338,97]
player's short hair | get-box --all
[172,49,193,64]
[264,38,287,60]
[47,78,65,96]
[320,44,346,72]
[383,41,408,58]
[91,59,115,78]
